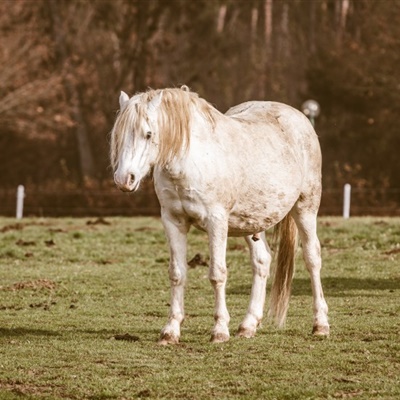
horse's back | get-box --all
[226,100,321,168]
[226,101,314,138]
[226,100,302,119]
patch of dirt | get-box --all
[383,248,400,255]
[137,389,152,398]
[333,377,361,384]
[98,259,114,265]
[16,239,36,246]
[29,300,57,310]
[44,239,56,247]
[86,217,111,225]
[0,221,53,233]
[374,220,389,226]
[49,228,66,233]
[113,333,140,342]
[3,279,57,291]
[134,226,158,232]
[0,381,65,398]
[0,305,24,310]
[188,253,208,268]
[0,223,24,233]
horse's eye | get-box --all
[146,131,152,139]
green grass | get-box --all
[0,216,399,399]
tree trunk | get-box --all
[217,4,227,34]
[336,0,350,48]
[251,6,258,60]
[262,0,273,98]
[48,1,96,184]
[309,0,316,54]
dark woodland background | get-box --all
[1,0,399,215]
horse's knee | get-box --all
[253,264,269,279]
[209,264,227,286]
[169,262,186,286]
[252,253,271,278]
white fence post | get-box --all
[16,185,25,219]
[343,183,351,219]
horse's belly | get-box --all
[227,208,283,236]
[226,189,299,236]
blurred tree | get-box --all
[308,0,400,189]
[48,0,97,182]
[0,0,399,210]
[0,0,66,186]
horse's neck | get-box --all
[190,108,232,142]
[162,116,232,180]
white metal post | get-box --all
[343,183,351,219]
[16,185,25,219]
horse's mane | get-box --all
[110,87,219,169]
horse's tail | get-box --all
[268,214,298,328]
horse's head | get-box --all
[110,91,163,192]
[110,87,216,192]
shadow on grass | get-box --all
[228,277,399,297]
[294,277,399,297]
[0,327,160,342]
[0,327,61,337]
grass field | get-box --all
[0,216,399,399]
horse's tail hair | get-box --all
[268,213,298,328]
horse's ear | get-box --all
[148,91,163,113]
[180,85,190,92]
[119,91,130,111]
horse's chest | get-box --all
[180,189,209,218]
[156,182,212,221]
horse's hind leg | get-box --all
[237,232,272,338]
[291,209,330,335]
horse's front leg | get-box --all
[207,218,230,343]
[159,213,190,345]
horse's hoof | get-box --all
[312,325,330,336]
[236,326,256,339]
[158,332,179,345]
[210,332,230,343]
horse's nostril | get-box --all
[129,174,135,185]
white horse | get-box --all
[110,87,329,344]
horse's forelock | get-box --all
[110,99,140,170]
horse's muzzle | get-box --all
[114,172,139,192]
